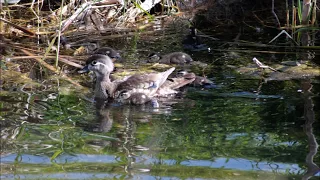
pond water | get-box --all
[1,26,320,180]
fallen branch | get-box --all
[60,2,92,33]
[20,49,84,87]
[59,57,84,68]
[0,18,35,36]
[7,55,84,68]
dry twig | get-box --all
[252,57,277,71]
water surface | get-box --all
[1,27,320,180]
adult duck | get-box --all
[78,54,175,103]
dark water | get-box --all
[1,27,320,179]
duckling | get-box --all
[182,26,208,51]
[79,54,175,103]
[117,92,152,105]
[94,47,121,62]
[193,76,216,89]
[148,52,193,65]
[177,70,216,89]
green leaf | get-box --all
[132,1,154,21]
[293,26,320,34]
[297,0,302,24]
[51,150,63,161]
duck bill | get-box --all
[78,65,90,74]
[115,53,121,59]
[114,54,122,62]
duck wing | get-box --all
[156,72,196,96]
[167,72,196,89]
[114,67,175,98]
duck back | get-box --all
[114,67,175,98]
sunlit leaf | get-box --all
[51,149,63,161]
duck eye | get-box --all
[91,61,97,65]
[119,91,130,99]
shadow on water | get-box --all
[1,26,320,179]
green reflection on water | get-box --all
[1,76,319,180]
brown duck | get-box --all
[79,54,176,104]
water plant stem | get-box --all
[55,0,65,68]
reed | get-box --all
[288,0,318,45]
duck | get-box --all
[148,52,193,65]
[182,26,208,51]
[177,70,216,89]
[94,47,121,62]
[193,76,216,88]
[78,54,176,104]
[116,92,152,105]
[117,71,196,105]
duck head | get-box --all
[78,54,114,80]
[79,54,116,100]
[94,47,121,61]
[147,53,161,63]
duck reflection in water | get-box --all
[94,99,113,133]
[84,97,169,148]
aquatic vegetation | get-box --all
[1,1,320,179]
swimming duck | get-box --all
[94,47,121,62]
[177,70,216,89]
[148,52,193,65]
[117,92,152,105]
[117,71,196,105]
[182,26,208,51]
[193,76,216,88]
[79,54,175,104]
